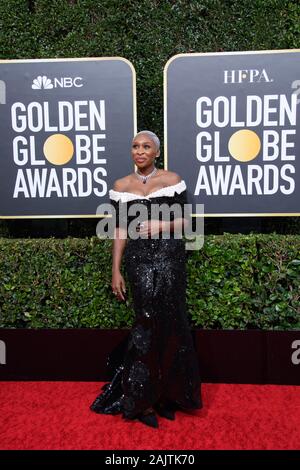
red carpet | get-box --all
[0,382,299,450]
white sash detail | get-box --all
[109,180,186,203]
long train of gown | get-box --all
[90,181,202,419]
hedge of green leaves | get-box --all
[1,0,299,137]
[0,234,299,329]
[0,0,299,329]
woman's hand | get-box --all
[111,270,126,301]
[138,220,168,237]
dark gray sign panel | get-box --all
[0,58,136,218]
[164,50,300,216]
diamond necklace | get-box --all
[135,166,158,184]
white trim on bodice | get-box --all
[109,180,186,203]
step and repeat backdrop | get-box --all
[0,57,136,218]
[1,51,300,218]
[164,50,300,216]
[0,52,299,382]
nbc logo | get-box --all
[32,75,53,89]
[31,75,83,89]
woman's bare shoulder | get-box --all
[112,175,132,192]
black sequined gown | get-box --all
[90,181,202,419]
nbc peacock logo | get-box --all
[32,75,53,90]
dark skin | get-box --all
[111,133,183,302]
[111,133,185,417]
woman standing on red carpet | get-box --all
[90,130,202,428]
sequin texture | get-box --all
[90,189,202,420]
[129,325,151,354]
[128,361,150,398]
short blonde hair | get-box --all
[134,130,160,152]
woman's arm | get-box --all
[161,217,189,234]
[111,228,127,302]
[111,178,128,301]
[112,227,127,274]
